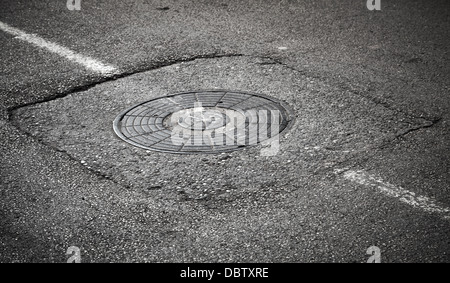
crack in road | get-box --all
[253,55,442,125]
[7,51,441,126]
[6,52,245,118]
[391,117,442,140]
[318,117,442,177]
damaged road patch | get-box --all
[10,56,427,204]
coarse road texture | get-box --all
[1,0,449,262]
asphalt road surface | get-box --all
[1,0,449,263]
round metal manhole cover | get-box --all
[113,90,293,154]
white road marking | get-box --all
[336,169,450,221]
[0,21,118,75]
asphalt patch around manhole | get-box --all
[11,56,425,204]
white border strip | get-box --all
[337,169,450,220]
[0,21,118,75]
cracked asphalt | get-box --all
[1,0,449,263]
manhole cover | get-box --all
[113,90,293,154]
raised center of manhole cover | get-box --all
[113,90,293,154]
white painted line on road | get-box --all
[0,21,118,75]
[336,169,450,221]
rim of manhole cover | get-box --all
[113,90,294,154]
